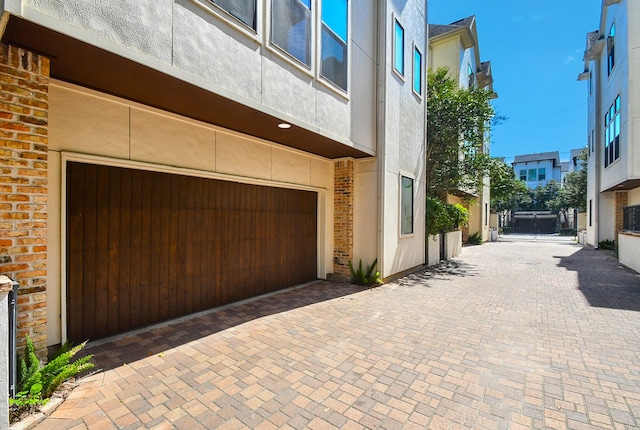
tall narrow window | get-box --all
[607,23,615,75]
[604,95,620,167]
[393,19,404,76]
[210,0,257,30]
[413,47,422,95]
[467,64,475,88]
[321,0,348,91]
[589,199,593,226]
[271,0,312,66]
[400,176,413,235]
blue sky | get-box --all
[428,0,602,164]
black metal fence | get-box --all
[623,204,640,233]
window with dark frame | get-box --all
[321,0,348,91]
[271,0,312,66]
[528,169,537,181]
[604,95,620,168]
[400,176,413,235]
[520,170,527,181]
[210,0,257,30]
[607,23,615,75]
[538,168,546,181]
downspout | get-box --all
[423,10,429,267]
[376,0,387,277]
[594,57,601,249]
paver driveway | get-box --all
[30,240,640,429]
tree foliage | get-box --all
[426,68,496,198]
[488,157,528,213]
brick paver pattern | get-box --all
[32,241,640,429]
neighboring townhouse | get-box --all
[0,0,428,352]
[578,0,640,272]
[428,16,497,243]
[512,151,563,189]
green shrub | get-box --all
[426,197,469,237]
[467,232,482,245]
[10,335,94,423]
[348,259,381,286]
[598,239,615,250]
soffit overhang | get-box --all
[602,178,640,192]
[1,15,372,159]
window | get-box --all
[588,133,591,156]
[528,169,537,181]
[591,129,595,154]
[589,199,593,227]
[467,64,474,88]
[210,0,257,30]
[321,0,348,91]
[413,47,422,95]
[604,95,620,167]
[607,23,615,75]
[589,70,593,95]
[485,203,488,226]
[520,170,527,181]
[393,19,404,76]
[538,168,546,181]
[271,0,312,66]
[400,176,413,235]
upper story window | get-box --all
[467,64,474,88]
[210,0,257,30]
[538,168,546,181]
[413,47,422,95]
[519,170,526,181]
[604,95,620,168]
[607,23,615,76]
[271,0,312,66]
[321,0,348,91]
[589,70,593,95]
[528,169,537,181]
[393,19,404,76]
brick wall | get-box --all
[333,159,354,281]
[615,191,628,239]
[0,44,49,356]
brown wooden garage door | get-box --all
[66,162,317,342]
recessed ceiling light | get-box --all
[278,123,291,129]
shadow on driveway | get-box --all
[84,281,368,374]
[557,246,640,311]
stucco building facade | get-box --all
[0,0,428,350]
[578,0,640,272]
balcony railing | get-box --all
[623,204,640,233]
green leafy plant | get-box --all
[467,232,483,245]
[598,239,615,250]
[426,197,470,237]
[10,335,94,423]
[348,259,381,286]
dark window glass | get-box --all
[271,0,312,66]
[211,0,257,29]
[401,176,414,235]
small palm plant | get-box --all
[348,259,381,286]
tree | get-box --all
[426,68,496,199]
[559,149,587,212]
[488,157,528,214]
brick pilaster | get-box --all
[615,191,628,239]
[333,159,354,281]
[0,44,49,356]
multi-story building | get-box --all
[512,151,563,189]
[578,0,640,272]
[0,0,428,351]
[428,16,497,243]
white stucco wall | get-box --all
[47,81,336,345]
[619,234,640,273]
[354,159,378,267]
[427,235,440,266]
[18,0,375,153]
[378,0,427,278]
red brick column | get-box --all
[333,159,354,281]
[615,191,628,239]
[0,44,49,356]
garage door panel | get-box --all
[67,162,317,341]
